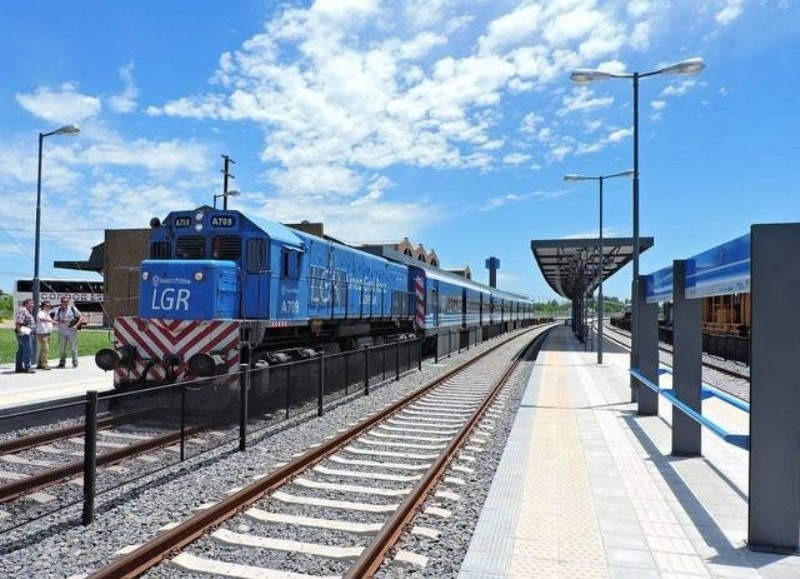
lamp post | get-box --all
[570,57,705,389]
[213,189,240,209]
[565,170,633,364]
[34,124,80,325]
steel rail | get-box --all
[346,328,549,578]
[86,325,551,579]
[602,325,749,383]
[0,420,212,503]
[0,410,154,455]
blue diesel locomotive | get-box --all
[96,205,537,387]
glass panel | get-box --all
[246,238,268,272]
[176,236,205,259]
[212,235,242,260]
[150,241,171,259]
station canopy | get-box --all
[530,237,654,301]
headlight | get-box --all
[195,223,203,232]
[142,271,150,281]
[194,272,205,282]
[188,353,226,376]
[195,212,204,221]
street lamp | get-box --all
[34,124,80,324]
[564,170,633,364]
[570,57,705,394]
[213,189,240,209]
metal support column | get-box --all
[671,260,701,456]
[636,275,659,416]
[571,300,578,333]
[748,223,800,553]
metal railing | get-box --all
[629,367,749,450]
[0,338,424,532]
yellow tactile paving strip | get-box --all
[460,326,800,578]
[510,348,609,579]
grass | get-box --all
[0,328,114,365]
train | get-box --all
[95,205,541,389]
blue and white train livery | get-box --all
[97,205,539,388]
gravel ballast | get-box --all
[0,328,545,579]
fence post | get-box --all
[318,353,325,417]
[671,260,702,456]
[395,341,401,381]
[344,351,349,395]
[239,363,249,452]
[749,223,800,553]
[636,275,660,416]
[363,345,370,395]
[418,338,423,370]
[434,333,439,364]
[180,383,186,461]
[82,390,98,526]
[285,365,291,420]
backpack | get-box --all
[59,305,83,328]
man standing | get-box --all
[14,298,36,373]
[54,297,82,368]
[36,300,54,370]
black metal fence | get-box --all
[610,317,750,365]
[0,338,423,532]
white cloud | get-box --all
[650,100,666,111]
[660,78,702,97]
[503,152,531,165]
[107,63,139,113]
[716,0,745,25]
[627,1,657,19]
[80,139,210,174]
[630,21,651,50]
[574,127,632,155]
[521,113,546,135]
[479,3,544,54]
[583,119,603,132]
[16,83,101,124]
[557,87,614,116]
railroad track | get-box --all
[601,324,750,382]
[0,403,242,530]
[86,326,552,578]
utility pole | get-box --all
[221,155,236,210]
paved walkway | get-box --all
[0,354,113,411]
[460,325,798,578]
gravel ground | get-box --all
[0,328,543,579]
[375,352,534,578]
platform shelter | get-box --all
[530,237,653,358]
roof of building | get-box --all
[530,237,654,300]
[53,243,105,273]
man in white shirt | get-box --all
[54,297,82,368]
[36,300,54,370]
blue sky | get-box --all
[2,0,798,302]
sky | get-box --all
[2,0,799,303]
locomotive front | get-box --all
[96,208,245,389]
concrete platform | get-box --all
[459,325,798,579]
[0,354,113,412]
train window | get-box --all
[150,241,171,259]
[282,249,301,279]
[176,236,205,259]
[212,235,241,260]
[246,238,268,273]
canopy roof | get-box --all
[531,237,654,300]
